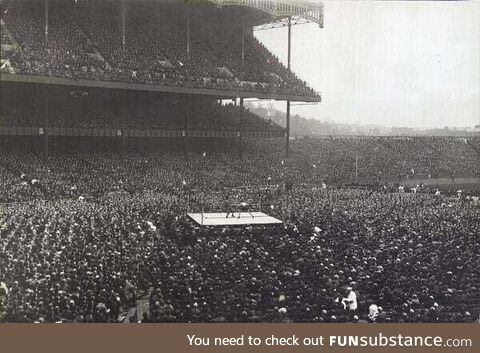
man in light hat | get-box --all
[342,286,358,320]
[368,301,379,323]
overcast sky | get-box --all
[254,0,480,128]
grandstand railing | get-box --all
[0,126,285,138]
[1,73,321,103]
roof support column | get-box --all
[43,86,49,158]
[122,0,126,51]
[285,16,292,158]
[241,11,245,65]
[186,10,190,61]
[286,100,290,158]
[122,90,127,158]
[44,0,49,43]
[185,95,191,156]
[239,97,244,159]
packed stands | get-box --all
[0,82,284,132]
[0,138,479,203]
[1,0,318,97]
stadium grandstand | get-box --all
[1,0,323,158]
[1,0,479,325]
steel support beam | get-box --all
[185,95,191,155]
[43,86,49,158]
[239,97,244,159]
[186,10,190,61]
[44,0,49,42]
[241,11,245,65]
[122,0,126,50]
[285,16,291,158]
[122,90,126,157]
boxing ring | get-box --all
[187,212,282,226]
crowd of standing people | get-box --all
[1,137,479,323]
[0,0,479,325]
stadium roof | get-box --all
[208,0,324,27]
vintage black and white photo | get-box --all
[0,0,479,324]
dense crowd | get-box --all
[147,188,480,323]
[0,137,479,203]
[287,137,480,183]
[0,0,318,97]
[1,0,478,326]
[0,137,479,323]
